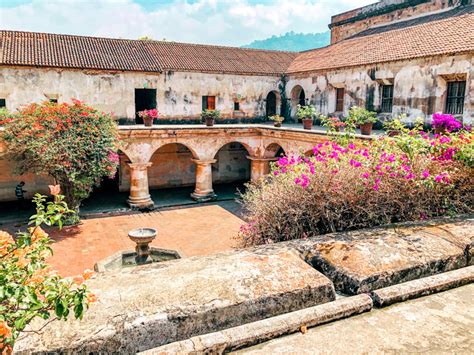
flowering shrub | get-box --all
[2,100,119,220]
[239,130,473,246]
[321,116,346,132]
[431,113,462,132]
[0,191,95,351]
[348,106,377,125]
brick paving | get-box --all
[3,201,244,277]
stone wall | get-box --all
[286,53,474,124]
[329,0,462,44]
[0,66,283,122]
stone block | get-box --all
[14,248,335,354]
[293,218,473,294]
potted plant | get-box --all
[431,113,462,134]
[137,108,159,127]
[269,115,284,127]
[321,116,346,132]
[201,109,220,127]
[296,104,317,130]
[383,115,408,136]
[348,106,377,135]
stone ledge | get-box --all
[371,265,474,307]
[14,248,335,354]
[140,294,373,355]
[292,217,473,294]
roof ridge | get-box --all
[0,29,297,54]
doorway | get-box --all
[135,88,157,124]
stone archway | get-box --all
[264,143,286,159]
[148,143,196,190]
[212,142,251,185]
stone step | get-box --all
[14,248,335,354]
[293,217,473,294]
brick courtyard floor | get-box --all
[3,201,244,277]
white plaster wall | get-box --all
[286,54,474,124]
[0,67,282,121]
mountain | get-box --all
[242,31,330,52]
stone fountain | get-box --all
[94,227,180,272]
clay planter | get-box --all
[360,122,373,135]
[143,116,154,127]
[274,122,282,127]
[387,129,400,137]
[205,117,215,127]
[302,118,313,130]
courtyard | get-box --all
[1,0,474,353]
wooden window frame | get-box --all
[445,81,465,115]
[335,88,344,112]
[202,95,216,111]
[0,99,5,108]
[380,84,394,113]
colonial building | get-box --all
[0,0,473,204]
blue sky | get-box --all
[0,0,375,46]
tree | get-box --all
[0,190,95,351]
[2,100,119,220]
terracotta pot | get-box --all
[274,122,282,127]
[302,118,313,130]
[205,117,215,127]
[143,116,154,127]
[360,122,373,135]
[333,126,341,132]
[387,129,400,137]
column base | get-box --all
[190,191,217,202]
[127,195,155,210]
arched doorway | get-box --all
[290,85,306,118]
[212,142,251,196]
[266,92,277,117]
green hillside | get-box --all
[242,31,330,52]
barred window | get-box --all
[445,81,465,115]
[335,88,344,112]
[380,85,393,113]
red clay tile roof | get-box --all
[287,5,474,74]
[0,31,297,76]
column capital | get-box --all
[191,158,217,165]
[128,162,153,169]
[246,155,279,162]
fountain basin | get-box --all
[94,227,181,272]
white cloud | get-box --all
[0,0,375,46]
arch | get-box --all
[290,85,306,118]
[212,141,251,185]
[265,91,281,117]
[264,143,286,159]
[148,143,196,189]
[149,141,200,161]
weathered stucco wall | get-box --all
[329,0,460,44]
[0,67,282,122]
[286,54,474,124]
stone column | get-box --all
[247,156,278,182]
[127,162,154,209]
[191,159,217,202]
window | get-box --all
[335,88,344,112]
[445,81,466,115]
[135,88,157,124]
[202,96,216,110]
[49,98,58,104]
[234,101,240,111]
[0,99,5,108]
[380,85,394,113]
